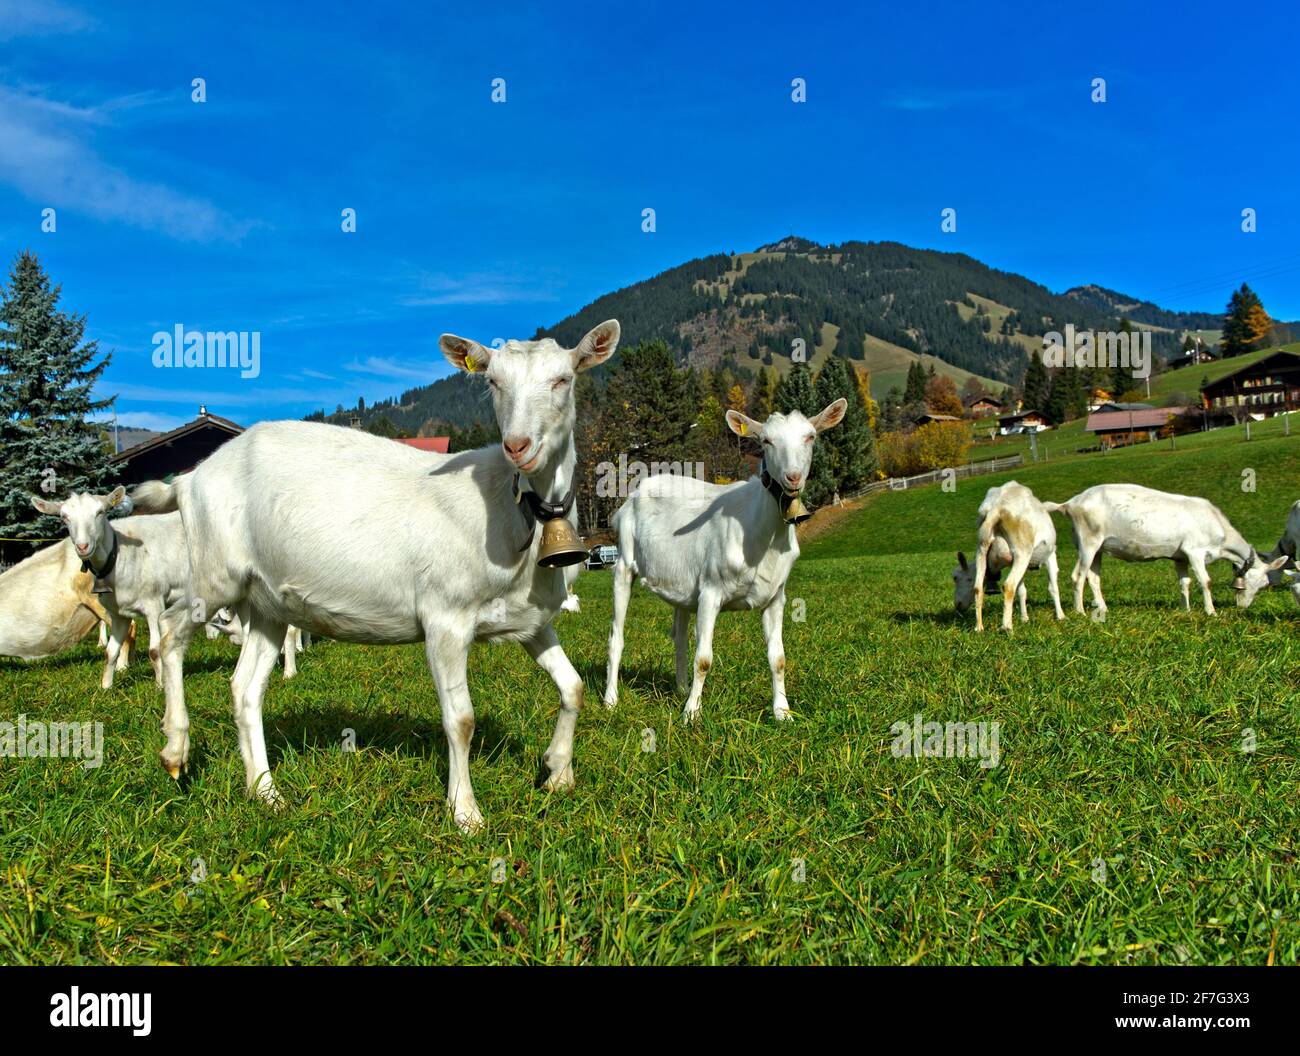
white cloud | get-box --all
[400,271,561,306]
[343,356,436,382]
[0,0,93,40]
[0,84,246,242]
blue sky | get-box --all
[2,0,1297,431]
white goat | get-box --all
[1260,500,1300,607]
[1052,483,1286,616]
[32,488,192,691]
[0,539,125,662]
[603,399,847,723]
[131,320,621,831]
[952,481,1065,632]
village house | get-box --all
[996,409,1049,435]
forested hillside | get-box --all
[313,237,1224,435]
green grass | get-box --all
[3,426,1299,965]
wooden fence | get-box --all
[840,453,1025,502]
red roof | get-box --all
[1086,407,1187,432]
[396,436,450,453]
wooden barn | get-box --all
[110,407,244,487]
[1199,350,1300,423]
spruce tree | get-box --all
[1020,351,1050,412]
[1221,283,1272,358]
[813,357,877,497]
[0,250,114,550]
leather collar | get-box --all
[82,528,119,592]
[759,461,812,524]
[512,474,576,552]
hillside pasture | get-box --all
[1,428,1298,965]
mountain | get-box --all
[1062,284,1223,332]
[312,237,1226,434]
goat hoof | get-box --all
[602,696,617,710]
[544,764,575,792]
[773,707,793,723]
[682,707,701,725]
[453,806,485,835]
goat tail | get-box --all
[1040,500,1068,515]
[130,479,179,513]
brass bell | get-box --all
[1231,576,1246,591]
[782,495,810,524]
[537,517,588,568]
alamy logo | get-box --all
[1042,324,1151,380]
[595,454,706,499]
[152,324,261,378]
[49,987,151,1036]
[890,713,1001,768]
[0,714,103,769]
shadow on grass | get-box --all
[575,661,681,700]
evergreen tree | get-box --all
[754,366,778,417]
[813,357,878,497]
[0,250,114,549]
[1020,350,1050,411]
[903,360,927,404]
[1221,283,1272,358]
[774,361,817,417]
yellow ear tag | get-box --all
[739,421,747,436]
[464,353,478,373]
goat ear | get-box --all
[31,495,61,516]
[1268,555,1290,571]
[574,320,620,371]
[725,409,762,438]
[958,551,968,570]
[103,486,126,509]
[439,334,492,374]
[811,398,848,432]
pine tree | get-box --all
[0,251,114,550]
[814,357,877,497]
[775,361,817,417]
[903,360,927,405]
[1221,283,1272,358]
[1020,351,1049,412]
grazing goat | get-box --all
[953,482,1065,632]
[603,399,847,723]
[1258,500,1300,607]
[32,488,191,691]
[131,320,621,831]
[0,539,126,662]
[1051,483,1286,616]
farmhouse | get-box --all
[964,394,1004,417]
[911,410,962,427]
[997,409,1049,435]
[1199,350,1300,422]
[1165,344,1216,371]
[110,406,243,487]
[1085,405,1189,448]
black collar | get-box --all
[759,461,812,524]
[81,528,119,590]
[512,474,576,552]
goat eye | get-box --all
[761,438,772,446]
[552,377,571,390]
[804,434,815,444]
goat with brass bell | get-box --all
[513,474,588,568]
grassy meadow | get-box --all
[2,419,1299,965]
